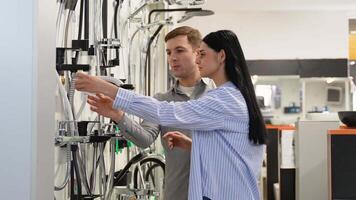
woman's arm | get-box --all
[113,88,231,131]
[75,72,247,131]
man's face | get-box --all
[166,35,199,79]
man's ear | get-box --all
[193,48,200,59]
[194,48,200,55]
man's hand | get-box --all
[163,131,192,151]
[75,72,118,99]
[87,93,124,122]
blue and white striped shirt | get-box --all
[113,81,264,200]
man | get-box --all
[89,26,214,200]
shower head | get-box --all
[177,9,214,23]
[166,0,207,6]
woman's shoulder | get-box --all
[202,83,243,108]
[207,82,240,95]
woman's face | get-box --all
[196,42,221,78]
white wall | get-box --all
[32,0,56,199]
[182,10,350,59]
[0,1,33,199]
[205,0,356,12]
[0,0,56,199]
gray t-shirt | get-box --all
[116,78,215,200]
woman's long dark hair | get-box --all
[203,30,266,145]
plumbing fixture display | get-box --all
[54,0,212,199]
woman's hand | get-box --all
[163,131,192,151]
[75,72,118,99]
[87,94,124,122]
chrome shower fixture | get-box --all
[177,9,214,23]
[166,0,206,6]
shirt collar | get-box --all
[221,81,235,88]
[171,79,208,95]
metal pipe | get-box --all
[102,0,108,38]
[127,2,148,20]
[84,0,89,39]
[127,20,170,84]
[104,139,116,199]
[128,1,163,20]
[90,144,98,193]
[146,25,164,96]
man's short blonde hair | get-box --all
[164,26,202,49]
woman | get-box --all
[75,30,266,200]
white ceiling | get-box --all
[203,0,356,11]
